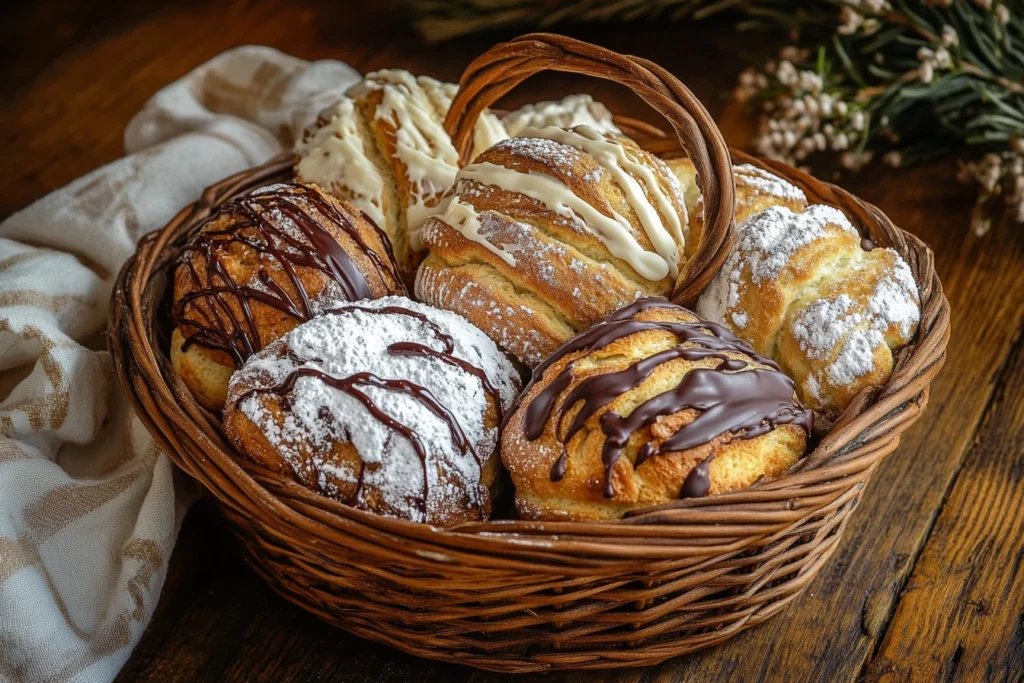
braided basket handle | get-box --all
[444,33,736,306]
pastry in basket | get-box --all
[665,158,807,256]
[224,296,520,527]
[696,203,920,420]
[415,125,690,366]
[502,94,621,137]
[295,70,508,280]
[501,297,813,521]
[171,183,404,411]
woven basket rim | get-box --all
[108,39,949,571]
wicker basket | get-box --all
[108,34,950,673]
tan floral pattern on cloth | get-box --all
[0,46,359,682]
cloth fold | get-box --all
[0,46,360,683]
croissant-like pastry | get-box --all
[697,203,920,419]
[295,70,508,280]
[415,125,690,366]
[501,298,812,521]
[170,183,404,410]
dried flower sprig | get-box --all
[736,0,1024,232]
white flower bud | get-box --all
[851,111,866,131]
[836,100,849,116]
[833,133,850,150]
[814,133,828,150]
[942,25,959,47]
[996,5,1010,25]
[883,151,902,168]
[935,47,951,69]
[919,62,935,83]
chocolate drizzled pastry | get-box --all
[501,298,812,521]
[224,297,520,527]
[170,182,405,410]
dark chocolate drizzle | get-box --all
[514,297,812,499]
[328,304,506,420]
[173,183,403,365]
[238,303,503,519]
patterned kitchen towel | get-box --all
[0,46,359,683]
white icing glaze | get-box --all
[294,98,387,231]
[297,69,507,254]
[502,94,621,137]
[519,125,686,277]
[234,296,520,523]
[359,70,460,249]
[433,196,520,266]
[455,159,671,281]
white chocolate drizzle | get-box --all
[297,69,507,255]
[294,98,388,231]
[519,125,686,277]
[454,158,671,281]
[434,195,520,266]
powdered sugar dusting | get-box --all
[232,297,519,523]
[735,164,807,201]
[868,249,920,337]
[739,204,855,283]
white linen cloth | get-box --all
[0,46,360,683]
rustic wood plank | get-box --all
[862,331,1024,682]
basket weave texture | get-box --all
[108,34,950,673]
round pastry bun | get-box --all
[171,182,404,411]
[224,297,521,527]
[696,203,920,419]
[501,298,812,521]
[416,127,689,366]
[295,70,508,281]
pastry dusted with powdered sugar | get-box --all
[415,124,690,366]
[696,203,920,420]
[295,70,508,280]
[224,297,520,527]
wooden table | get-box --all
[5,2,1024,681]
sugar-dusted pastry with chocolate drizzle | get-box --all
[224,297,520,527]
[415,125,690,366]
[295,70,508,280]
[502,94,621,137]
[171,183,404,411]
[501,298,812,521]
[696,203,920,420]
[665,159,808,256]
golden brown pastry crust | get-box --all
[501,301,810,521]
[416,132,689,366]
[171,183,404,411]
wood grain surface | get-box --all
[4,1,1023,681]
